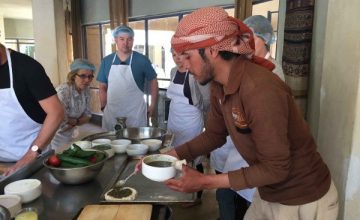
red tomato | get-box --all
[48,155,61,167]
[89,156,97,163]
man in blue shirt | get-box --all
[97,25,158,130]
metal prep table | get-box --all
[0,154,174,220]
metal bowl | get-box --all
[117,127,167,142]
[43,150,107,185]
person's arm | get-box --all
[98,82,108,111]
[96,57,110,111]
[74,88,92,126]
[4,94,64,175]
[165,165,230,192]
[148,79,158,117]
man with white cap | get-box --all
[163,7,338,220]
[97,25,158,130]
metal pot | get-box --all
[117,127,167,142]
[82,127,167,143]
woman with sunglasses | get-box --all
[50,59,96,150]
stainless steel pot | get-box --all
[82,127,167,143]
[117,127,167,141]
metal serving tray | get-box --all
[100,158,196,204]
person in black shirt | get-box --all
[0,43,64,175]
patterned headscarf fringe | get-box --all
[171,7,275,71]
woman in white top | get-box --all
[50,59,95,150]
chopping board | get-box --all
[77,204,152,220]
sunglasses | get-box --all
[76,74,94,80]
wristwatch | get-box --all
[31,145,42,155]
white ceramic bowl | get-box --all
[111,139,131,154]
[142,154,178,182]
[4,179,42,203]
[0,195,21,218]
[91,138,111,146]
[73,141,92,149]
[91,145,115,158]
[126,144,148,157]
[140,139,162,152]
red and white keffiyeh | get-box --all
[171,7,274,71]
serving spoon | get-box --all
[115,165,141,187]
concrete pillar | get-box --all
[308,0,360,219]
[32,0,69,86]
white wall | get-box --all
[32,0,68,86]
[3,18,33,39]
[309,0,360,219]
[0,16,4,43]
[81,0,233,24]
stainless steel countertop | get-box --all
[21,154,128,220]
[2,153,176,220]
[0,132,177,220]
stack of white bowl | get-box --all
[1,179,42,218]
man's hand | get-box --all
[165,165,205,193]
[3,150,37,176]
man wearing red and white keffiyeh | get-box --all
[164,6,338,220]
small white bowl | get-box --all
[0,194,21,218]
[111,139,131,154]
[126,144,148,157]
[141,139,162,152]
[142,154,178,182]
[91,145,115,158]
[73,141,92,149]
[91,138,111,146]
[4,179,41,203]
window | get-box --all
[5,39,35,58]
[82,2,282,87]
[147,16,178,88]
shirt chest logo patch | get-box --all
[232,107,251,134]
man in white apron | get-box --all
[0,43,64,175]
[97,25,158,131]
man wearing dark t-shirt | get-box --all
[0,43,64,175]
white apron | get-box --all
[50,87,86,149]
[0,48,42,162]
[222,138,255,202]
[210,135,233,172]
[166,71,204,164]
[102,52,147,131]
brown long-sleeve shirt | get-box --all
[175,58,331,205]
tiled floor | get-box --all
[76,123,220,220]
